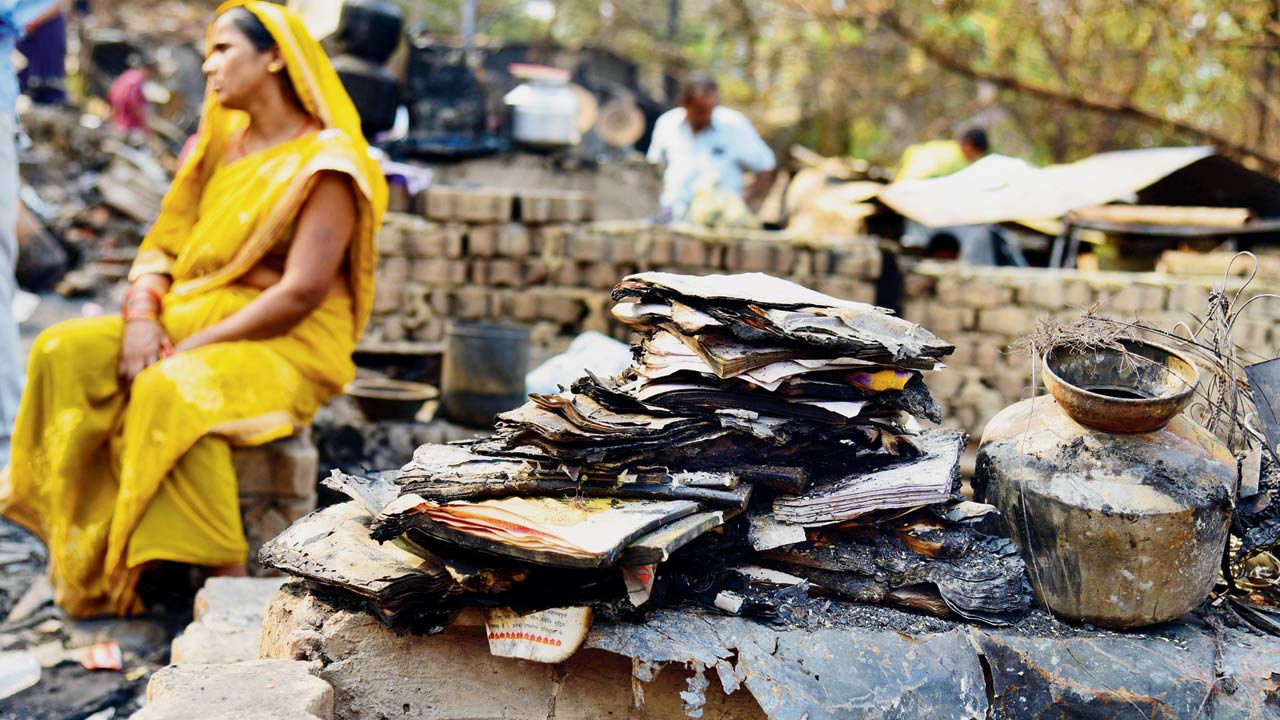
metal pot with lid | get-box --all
[503,64,580,149]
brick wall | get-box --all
[366,192,885,352]
[902,260,1270,441]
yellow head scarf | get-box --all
[135,0,388,340]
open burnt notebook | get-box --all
[370,495,701,569]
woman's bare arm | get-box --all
[174,171,357,351]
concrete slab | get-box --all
[170,577,285,665]
[133,660,333,720]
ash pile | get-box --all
[261,272,1031,652]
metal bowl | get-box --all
[346,378,439,422]
[1042,339,1199,434]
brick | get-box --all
[137,660,333,720]
[935,275,966,305]
[232,435,318,499]
[773,243,798,275]
[608,233,638,265]
[524,260,550,284]
[553,261,581,287]
[902,273,936,301]
[423,188,454,220]
[411,258,451,286]
[976,306,1038,336]
[815,277,855,301]
[510,291,540,322]
[443,224,466,259]
[1166,283,1211,316]
[902,300,930,326]
[733,241,774,273]
[409,319,445,342]
[375,227,404,257]
[379,256,410,284]
[583,262,621,290]
[519,193,554,224]
[496,224,532,258]
[488,259,524,287]
[957,279,1015,308]
[573,233,608,263]
[537,290,583,324]
[537,226,569,258]
[674,236,708,267]
[453,288,490,319]
[847,283,876,305]
[1106,283,1169,316]
[429,289,451,315]
[380,317,407,342]
[453,189,513,223]
[467,260,489,286]
[645,230,675,266]
[924,304,977,335]
[404,224,447,259]
[371,282,399,314]
[466,225,497,257]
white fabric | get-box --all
[0,111,20,466]
[646,105,775,218]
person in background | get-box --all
[959,127,989,163]
[16,0,66,105]
[0,0,62,471]
[107,56,153,135]
[646,74,775,222]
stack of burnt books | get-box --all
[262,271,1031,641]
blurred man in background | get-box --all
[959,127,989,163]
[647,74,775,224]
[0,0,62,467]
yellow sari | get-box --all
[0,1,387,617]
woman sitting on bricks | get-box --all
[0,1,387,616]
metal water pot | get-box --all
[503,65,579,149]
[975,340,1235,628]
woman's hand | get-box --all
[118,319,172,385]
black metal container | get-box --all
[335,0,404,66]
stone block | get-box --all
[644,230,675,267]
[1166,283,1211,316]
[901,300,930,326]
[409,320,445,342]
[518,193,554,224]
[378,256,409,284]
[733,240,774,273]
[429,288,451,315]
[378,317,406,342]
[935,274,966,306]
[409,258,455,287]
[903,271,936,301]
[370,282,398,314]
[584,262,622,291]
[495,223,532,258]
[422,188,454,221]
[553,261,581,287]
[232,435,318,500]
[136,660,333,720]
[172,578,287,665]
[607,233,638,265]
[536,290,583,325]
[443,224,466,259]
[509,291,540,322]
[536,225,569,259]
[466,224,498,257]
[374,227,402,258]
[404,224,446,259]
[673,235,708,268]
[773,243,797,275]
[467,259,489,286]
[453,189,513,223]
[572,233,608,263]
[1106,282,1169,316]
[452,288,490,320]
[258,583,764,720]
[976,306,1038,337]
[923,304,977,335]
[958,279,1015,308]
[524,260,550,284]
[488,259,524,288]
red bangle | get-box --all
[125,284,164,308]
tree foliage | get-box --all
[399,0,1280,172]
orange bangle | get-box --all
[125,284,164,308]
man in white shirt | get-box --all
[646,75,775,221]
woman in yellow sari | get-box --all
[0,1,387,617]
